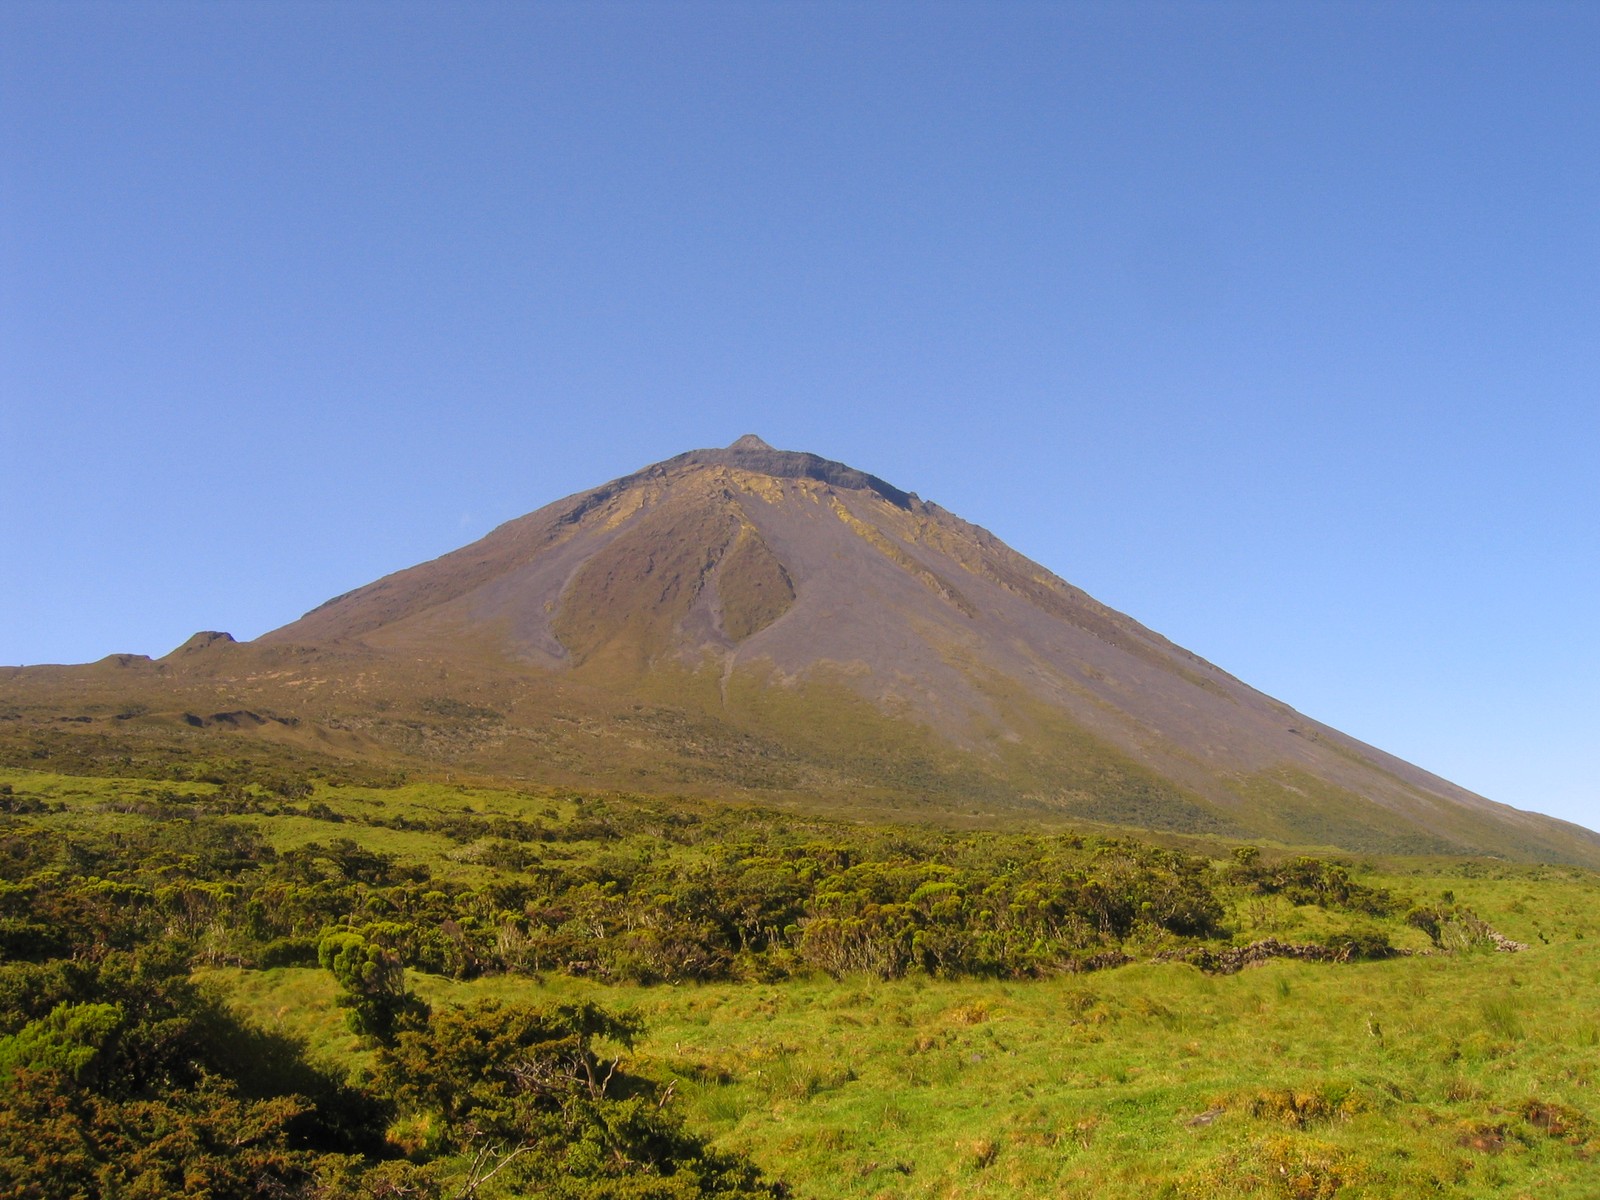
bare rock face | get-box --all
[8,436,1598,866]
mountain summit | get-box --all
[6,437,1597,865]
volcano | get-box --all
[5,435,1596,865]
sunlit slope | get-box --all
[4,436,1594,865]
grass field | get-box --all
[210,920,1600,1198]
[209,883,1600,1200]
[6,764,1600,1198]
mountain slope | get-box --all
[4,436,1596,866]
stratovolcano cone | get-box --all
[5,436,1597,867]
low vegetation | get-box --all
[2,765,1598,1197]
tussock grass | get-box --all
[1479,992,1525,1041]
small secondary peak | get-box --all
[161,630,237,661]
[174,630,235,652]
[728,434,774,451]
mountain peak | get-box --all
[25,432,1593,867]
[647,438,916,509]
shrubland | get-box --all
[2,765,1597,1197]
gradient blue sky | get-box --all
[3,2,1595,831]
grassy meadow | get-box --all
[3,765,1599,1197]
[209,939,1600,1199]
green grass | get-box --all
[208,939,1600,1199]
[12,762,1600,1197]
[0,765,583,879]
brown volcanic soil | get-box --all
[4,436,1597,867]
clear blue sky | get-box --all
[3,1,1595,832]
